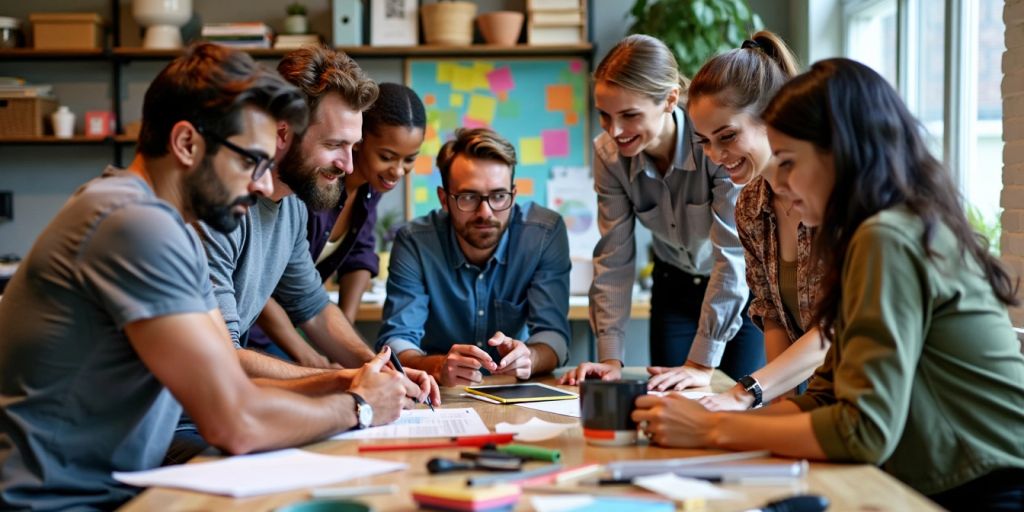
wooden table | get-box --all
[351,297,652,322]
[120,372,940,511]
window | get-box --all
[842,0,1004,248]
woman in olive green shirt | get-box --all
[632,58,1024,509]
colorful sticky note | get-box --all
[427,109,440,124]
[466,94,497,125]
[519,137,546,165]
[569,60,584,73]
[414,155,434,175]
[438,110,458,132]
[497,91,509,102]
[486,66,515,94]
[415,186,429,203]
[541,129,570,158]
[423,93,436,106]
[422,137,441,157]
[515,177,535,196]
[546,84,573,112]
[564,112,579,126]
[452,65,475,92]
[462,116,488,129]
[472,61,494,90]
[425,124,437,141]
[437,62,456,84]
[450,93,464,108]
[497,99,519,118]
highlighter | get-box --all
[495,444,561,462]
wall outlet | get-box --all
[0,191,11,221]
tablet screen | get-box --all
[466,383,578,403]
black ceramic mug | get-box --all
[580,380,647,446]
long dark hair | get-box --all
[761,58,1018,340]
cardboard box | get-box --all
[29,13,104,50]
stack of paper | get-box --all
[331,408,490,440]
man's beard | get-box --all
[185,156,256,234]
[454,216,506,251]
[277,140,342,211]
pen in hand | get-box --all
[387,349,435,411]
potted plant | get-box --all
[284,1,308,35]
[629,0,763,78]
[421,0,477,46]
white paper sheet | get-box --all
[330,407,489,440]
[633,472,740,500]
[648,390,715,400]
[112,449,406,498]
[495,417,576,441]
[515,398,581,418]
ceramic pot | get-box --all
[477,11,523,46]
[421,1,476,46]
[283,14,308,35]
[132,0,192,49]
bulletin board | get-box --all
[404,58,589,219]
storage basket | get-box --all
[0,97,58,137]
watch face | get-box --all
[358,403,374,428]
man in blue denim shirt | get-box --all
[377,128,571,386]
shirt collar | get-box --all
[444,203,518,270]
[629,106,697,183]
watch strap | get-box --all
[737,375,763,408]
[346,391,370,428]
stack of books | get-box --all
[526,0,586,45]
[201,22,273,49]
[0,77,54,98]
[274,34,321,50]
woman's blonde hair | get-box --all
[593,34,689,105]
[688,30,799,116]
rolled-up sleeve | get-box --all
[687,166,748,367]
[588,152,638,363]
[338,197,381,277]
[199,223,245,343]
[524,216,571,364]
[376,227,430,355]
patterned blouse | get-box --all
[735,175,820,342]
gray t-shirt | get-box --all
[198,195,328,345]
[0,167,217,510]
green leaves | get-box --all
[628,0,763,78]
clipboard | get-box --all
[464,383,578,404]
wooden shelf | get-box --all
[0,48,108,61]
[111,43,593,60]
[0,135,115,145]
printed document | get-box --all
[331,407,489,440]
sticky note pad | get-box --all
[497,99,519,118]
[415,187,429,203]
[564,112,579,126]
[452,65,475,92]
[541,129,570,158]
[450,93,464,108]
[569,60,584,73]
[414,155,433,175]
[472,61,495,90]
[519,137,545,165]
[462,116,487,130]
[412,483,520,512]
[437,62,456,84]
[424,93,436,106]
[546,84,573,112]
[466,94,497,124]
[487,66,515,94]
[515,177,535,196]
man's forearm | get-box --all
[337,270,371,323]
[301,305,375,368]
[237,348,330,379]
[399,350,446,381]
[250,369,355,396]
[528,343,559,376]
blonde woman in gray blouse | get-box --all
[561,35,764,389]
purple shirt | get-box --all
[307,182,382,282]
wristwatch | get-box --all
[737,375,763,408]
[346,391,373,429]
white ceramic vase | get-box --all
[283,14,308,35]
[132,0,192,49]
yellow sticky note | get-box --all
[450,93,464,108]
[472,61,494,90]
[519,137,545,165]
[466,95,497,125]
[415,186,428,203]
[422,137,442,157]
[437,62,456,84]
[452,65,475,92]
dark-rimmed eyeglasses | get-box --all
[447,191,514,212]
[196,125,275,182]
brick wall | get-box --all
[1004,0,1024,325]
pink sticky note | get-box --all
[487,66,515,95]
[541,129,570,158]
[462,116,488,129]
[569,60,583,73]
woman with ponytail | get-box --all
[687,31,828,410]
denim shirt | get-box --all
[377,202,571,364]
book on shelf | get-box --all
[201,22,273,37]
[0,84,54,98]
[527,0,582,11]
[528,25,584,45]
[529,10,584,25]
[274,34,321,49]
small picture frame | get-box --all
[84,111,114,137]
[370,0,418,46]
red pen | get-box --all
[357,433,515,453]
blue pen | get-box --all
[388,349,435,411]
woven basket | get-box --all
[0,97,57,137]
[421,2,476,46]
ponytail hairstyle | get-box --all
[362,82,426,137]
[594,34,689,106]
[761,58,1019,342]
[688,30,799,116]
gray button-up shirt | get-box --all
[588,106,748,367]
